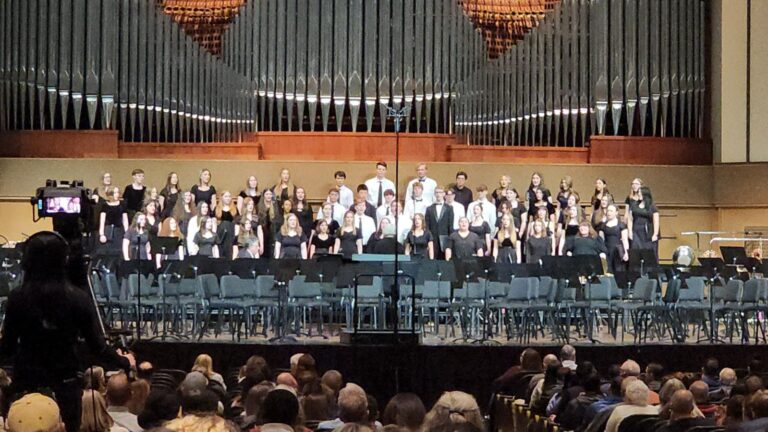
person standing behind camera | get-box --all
[0,232,134,432]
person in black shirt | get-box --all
[98,186,128,252]
[159,172,180,220]
[591,177,610,212]
[123,212,151,261]
[274,213,307,259]
[367,219,404,255]
[445,217,484,261]
[451,171,473,211]
[309,219,335,258]
[405,213,434,259]
[190,168,217,211]
[271,168,296,203]
[525,172,552,210]
[0,231,133,432]
[598,204,629,273]
[425,187,454,259]
[627,186,660,258]
[237,175,261,214]
[143,199,161,238]
[123,168,147,220]
[565,221,607,257]
[335,211,363,259]
[293,187,315,237]
[215,191,239,260]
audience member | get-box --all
[656,389,713,432]
[644,362,665,393]
[560,345,577,371]
[719,367,737,400]
[127,378,150,416]
[557,372,602,430]
[733,390,768,432]
[81,389,128,432]
[422,391,484,432]
[605,379,659,432]
[620,360,660,405]
[381,393,426,432]
[162,389,237,432]
[690,380,718,418]
[257,388,300,432]
[300,379,334,422]
[105,373,142,432]
[317,383,369,431]
[276,372,299,391]
[234,381,273,432]
[702,357,722,398]
[492,348,543,398]
[7,393,65,432]
[84,367,107,394]
[137,390,181,430]
[192,354,227,391]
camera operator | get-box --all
[0,231,135,432]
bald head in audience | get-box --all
[542,354,559,368]
[620,360,641,378]
[323,370,344,396]
[668,390,696,420]
[689,381,709,404]
[277,372,299,390]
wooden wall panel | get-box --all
[252,132,452,161]
[448,145,589,164]
[589,136,713,165]
[0,131,120,158]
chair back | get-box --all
[196,274,221,300]
[633,277,658,303]
[722,279,743,303]
[678,277,706,302]
[220,275,248,299]
[743,279,763,304]
[507,277,532,301]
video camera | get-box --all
[32,180,94,242]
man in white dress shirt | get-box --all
[316,189,347,224]
[364,162,397,208]
[403,182,429,221]
[445,189,466,230]
[376,188,396,225]
[405,163,437,205]
[353,200,376,246]
[334,171,354,209]
[467,184,497,229]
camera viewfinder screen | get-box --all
[45,197,81,214]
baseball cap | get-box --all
[7,393,61,432]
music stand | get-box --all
[269,259,301,342]
[231,257,271,279]
[150,236,181,261]
[629,249,657,278]
[720,246,749,267]
[118,259,154,339]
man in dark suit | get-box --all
[237,238,261,259]
[425,187,454,259]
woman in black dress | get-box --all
[493,215,521,264]
[555,175,576,210]
[557,203,582,255]
[271,168,296,203]
[122,212,151,261]
[528,188,556,227]
[274,213,307,259]
[469,204,492,255]
[235,218,262,258]
[158,172,180,220]
[293,187,314,238]
[505,188,528,238]
[313,202,341,241]
[190,168,217,210]
[590,193,614,231]
[627,186,660,258]
[237,175,261,214]
[215,191,238,260]
[143,199,161,237]
[405,213,434,259]
[309,219,335,258]
[525,172,552,209]
[598,204,630,273]
[526,220,552,264]
[171,191,195,238]
[445,217,484,261]
[98,187,128,252]
[492,175,512,207]
[565,221,607,257]
[156,217,185,267]
[624,178,643,217]
[257,189,279,259]
[334,211,363,259]
[194,216,220,258]
[590,177,610,212]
